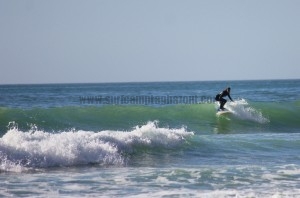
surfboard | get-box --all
[216,108,231,115]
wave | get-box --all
[0,99,299,135]
[0,121,193,172]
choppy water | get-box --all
[1,80,300,197]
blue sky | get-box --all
[0,0,299,84]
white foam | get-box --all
[0,121,193,172]
[225,99,269,123]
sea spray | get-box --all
[225,99,270,124]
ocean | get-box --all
[0,79,300,197]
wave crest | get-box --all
[0,121,193,172]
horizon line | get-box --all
[0,78,299,86]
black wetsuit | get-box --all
[215,89,233,110]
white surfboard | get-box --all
[216,108,231,115]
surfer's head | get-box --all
[227,87,231,92]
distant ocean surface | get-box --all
[1,79,300,197]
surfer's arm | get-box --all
[228,94,233,102]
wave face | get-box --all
[0,99,299,135]
[0,99,299,171]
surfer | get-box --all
[215,87,234,110]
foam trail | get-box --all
[0,121,194,172]
[224,99,269,123]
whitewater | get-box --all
[0,80,300,197]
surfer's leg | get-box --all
[220,98,227,109]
